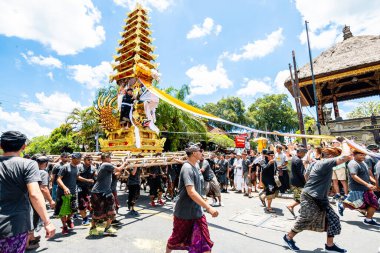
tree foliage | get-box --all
[25,135,50,155]
[203,97,250,131]
[347,101,380,119]
[206,133,235,148]
[155,84,207,151]
[25,123,79,155]
[247,94,298,133]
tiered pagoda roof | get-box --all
[110,4,157,83]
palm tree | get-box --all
[66,106,102,151]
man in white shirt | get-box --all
[275,145,289,193]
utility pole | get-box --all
[291,51,307,147]
[305,20,321,135]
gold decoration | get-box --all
[98,4,165,152]
[299,63,380,87]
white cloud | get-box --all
[186,60,233,96]
[223,28,284,61]
[19,92,82,124]
[296,0,380,49]
[0,0,105,55]
[47,72,54,80]
[237,78,273,97]
[113,0,173,12]
[0,107,51,138]
[236,70,293,99]
[21,51,62,68]
[68,61,113,89]
[274,70,290,94]
[340,101,360,109]
[186,18,222,39]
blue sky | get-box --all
[0,0,379,138]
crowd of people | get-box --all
[1,130,380,253]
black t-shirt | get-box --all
[52,162,66,184]
[128,167,141,185]
[262,160,276,186]
[57,163,79,195]
[290,156,306,187]
[217,160,228,175]
[77,164,95,191]
[242,159,250,174]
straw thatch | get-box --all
[296,35,380,80]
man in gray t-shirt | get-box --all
[0,131,55,250]
[339,151,379,226]
[175,162,203,219]
[92,163,115,195]
[347,159,370,192]
[285,142,352,252]
[167,144,219,253]
[56,153,94,234]
[303,158,337,201]
[89,153,127,236]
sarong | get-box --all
[90,192,116,220]
[78,190,91,211]
[292,193,341,236]
[344,190,379,210]
[0,232,28,253]
[363,190,379,210]
[204,177,221,197]
[167,215,213,253]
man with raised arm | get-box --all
[283,138,351,253]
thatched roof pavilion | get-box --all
[284,26,380,124]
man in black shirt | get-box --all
[77,155,96,226]
[286,148,307,217]
[228,153,236,190]
[149,165,165,207]
[120,88,135,128]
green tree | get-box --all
[155,85,207,151]
[48,123,78,154]
[347,101,380,119]
[25,135,51,155]
[203,97,250,131]
[247,94,298,135]
[206,133,235,148]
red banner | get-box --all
[235,136,245,148]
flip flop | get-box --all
[260,197,266,207]
[286,206,296,217]
[265,208,276,213]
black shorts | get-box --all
[128,184,140,207]
[149,178,164,196]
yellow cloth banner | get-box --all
[138,78,335,140]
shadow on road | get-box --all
[340,220,380,232]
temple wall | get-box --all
[322,116,380,144]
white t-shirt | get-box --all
[275,152,287,168]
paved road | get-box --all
[32,189,380,253]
